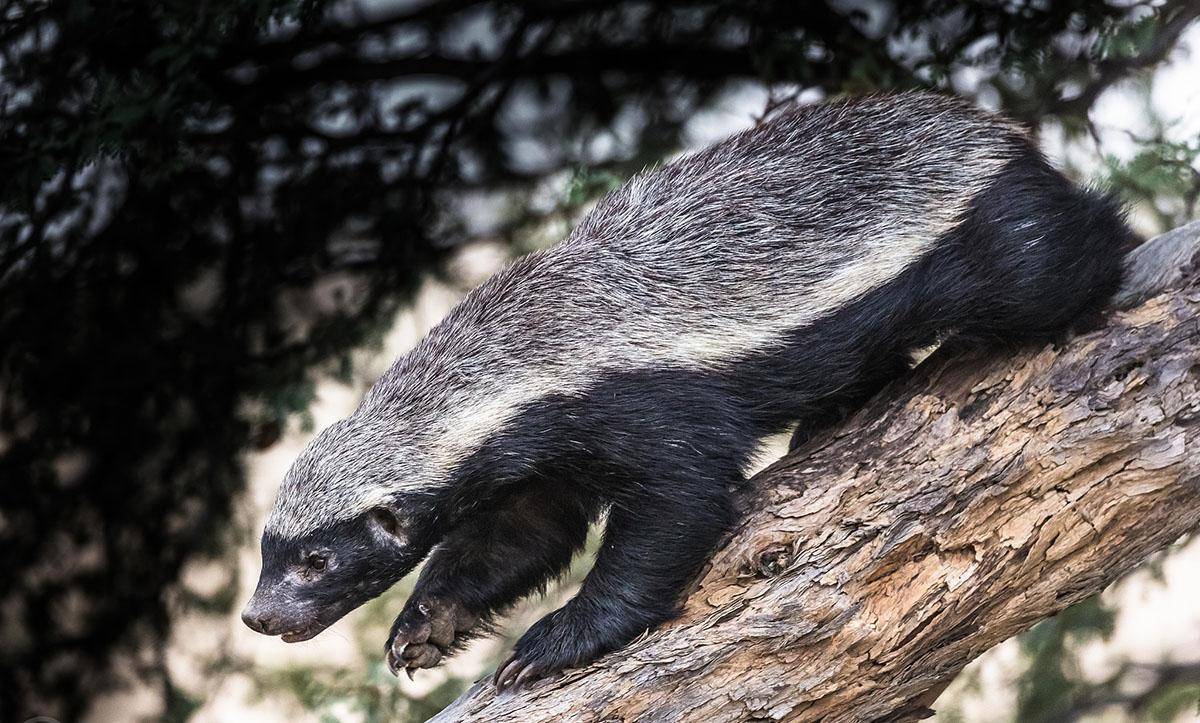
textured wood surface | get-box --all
[433,221,1200,723]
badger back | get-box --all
[339,93,1038,500]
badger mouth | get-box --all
[280,622,328,643]
[275,598,366,643]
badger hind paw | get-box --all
[492,607,616,693]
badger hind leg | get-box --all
[788,351,913,453]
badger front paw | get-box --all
[385,596,478,678]
[493,606,622,692]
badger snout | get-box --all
[241,605,277,635]
[241,589,326,641]
[241,594,284,635]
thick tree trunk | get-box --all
[434,221,1200,723]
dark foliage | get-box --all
[1,0,1195,718]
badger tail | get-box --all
[942,148,1139,342]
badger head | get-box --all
[241,416,440,642]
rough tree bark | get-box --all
[433,221,1200,723]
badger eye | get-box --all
[307,553,328,572]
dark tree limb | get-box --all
[432,221,1200,722]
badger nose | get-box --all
[241,599,279,635]
[242,610,273,634]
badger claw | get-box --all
[492,652,552,693]
[492,654,525,692]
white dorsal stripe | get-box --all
[425,222,976,481]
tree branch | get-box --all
[433,220,1200,722]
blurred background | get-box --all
[3,0,1200,721]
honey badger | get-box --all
[242,92,1135,691]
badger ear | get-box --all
[367,506,408,546]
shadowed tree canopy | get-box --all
[1,0,1198,718]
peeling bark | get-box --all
[434,221,1200,723]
